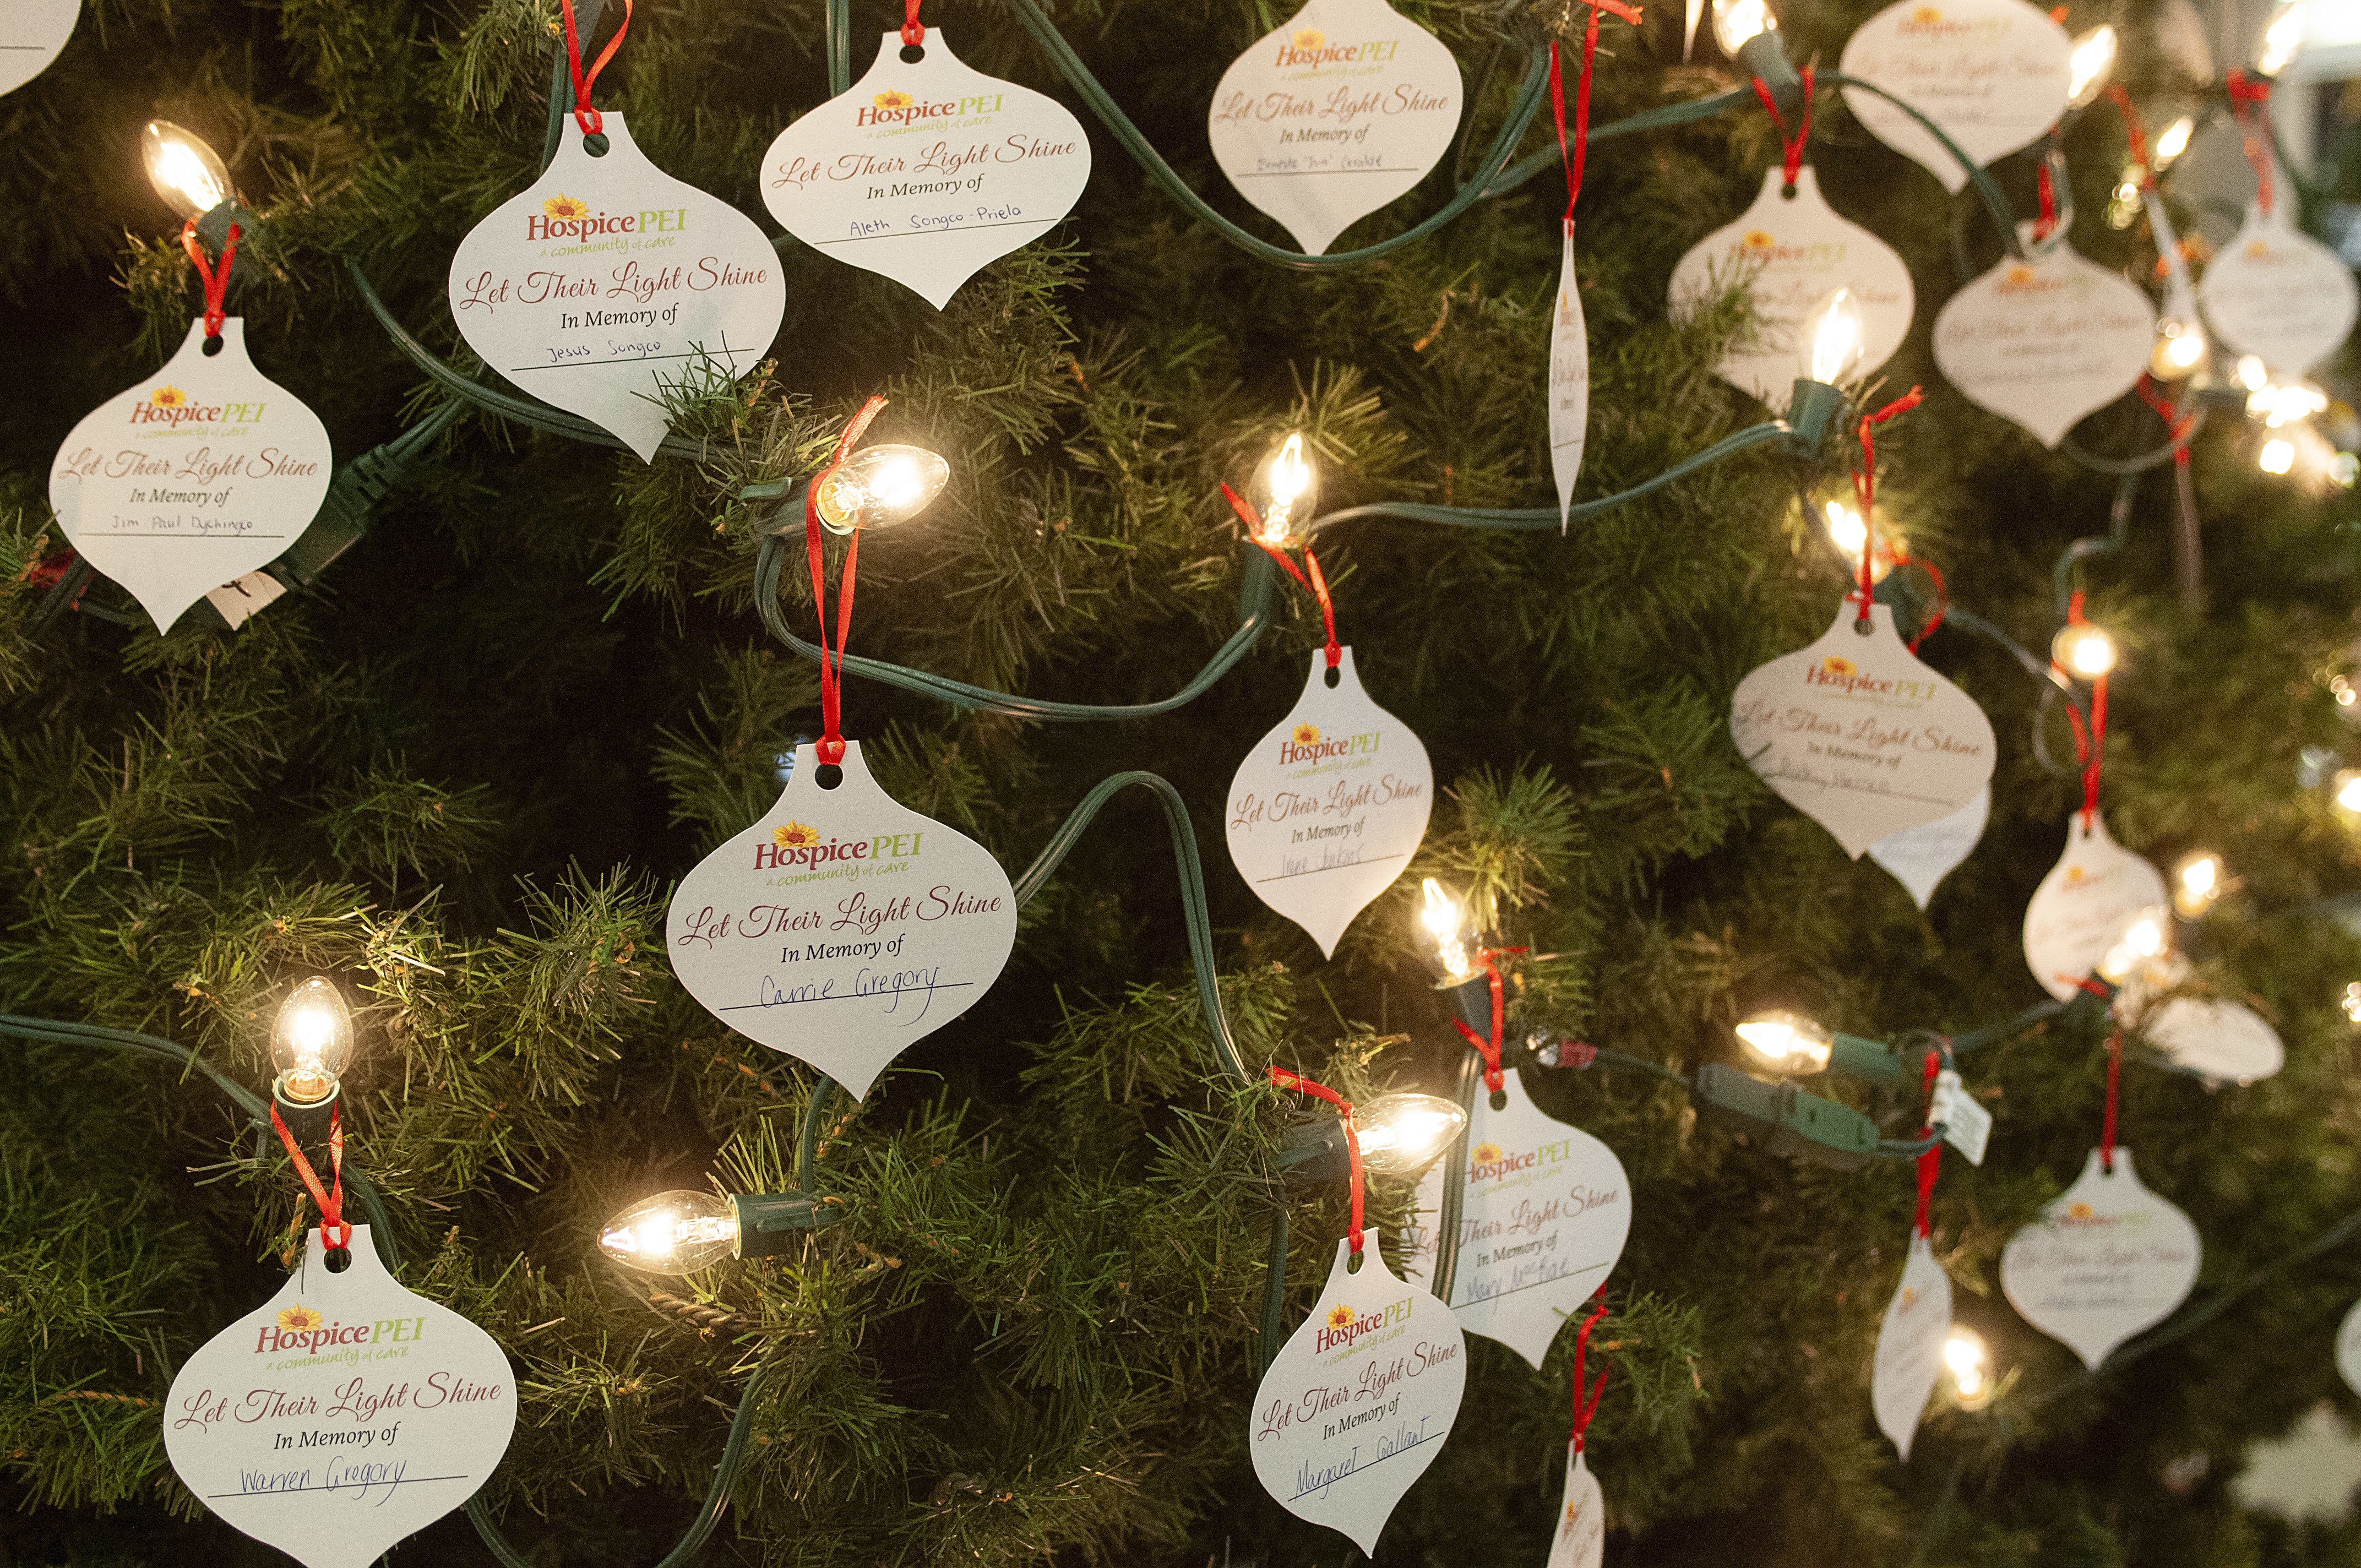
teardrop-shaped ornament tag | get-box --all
[2020,813,2168,1001]
[1933,235,2155,448]
[1551,222,1588,529]
[2196,201,2361,374]
[665,740,1018,1098]
[1249,1239,1466,1554]
[448,113,787,462]
[1667,166,1916,406]
[1871,1233,1952,1459]
[1226,648,1433,958]
[2000,1147,2199,1369]
[1,0,77,96]
[2138,990,2284,1084]
[1728,603,1998,858]
[1206,0,1463,257]
[2336,1298,2361,1396]
[1868,785,1989,909]
[1547,1447,1606,1568]
[760,32,1091,309]
[162,1226,518,1568]
[48,318,333,633]
[1434,1072,1630,1369]
[1837,0,2071,192]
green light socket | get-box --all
[1696,1063,1880,1169]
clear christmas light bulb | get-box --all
[270,977,355,1106]
[1249,432,1319,548]
[814,444,950,535]
[2171,850,2225,918]
[1711,0,1776,55]
[1734,1009,1834,1075]
[2096,906,2171,984]
[599,1190,741,1273]
[1419,878,1477,982]
[2248,377,2328,428]
[2255,0,2306,77]
[2233,356,2271,392]
[2152,116,2194,165]
[1820,495,1899,581]
[2342,982,2361,1025]
[1353,1093,1469,1175]
[2259,438,2296,475]
[1943,1327,1994,1409]
[2150,319,2206,380]
[2051,623,2118,679]
[142,120,231,220]
[1798,288,1867,386]
[2066,25,2118,108]
[2333,767,2361,817]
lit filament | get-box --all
[1420,878,1474,982]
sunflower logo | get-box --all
[1898,1285,1918,1309]
[149,385,188,409]
[1292,722,1321,745]
[774,822,820,848]
[1472,1142,1504,1166]
[2063,865,2087,885]
[1326,1303,1356,1329]
[874,89,915,111]
[2005,264,2037,286]
[2246,239,2272,259]
[277,1305,323,1332]
[1820,655,1858,678]
[2066,1201,2095,1220]
[1912,5,1943,20]
[1293,27,1327,47]
[542,193,590,221]
[1741,228,1776,252]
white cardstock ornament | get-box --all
[1225,647,1433,957]
[448,112,786,462]
[1869,785,1989,910]
[1249,1239,1466,1554]
[1552,223,1588,527]
[1933,237,2156,448]
[1871,1234,1953,1459]
[1728,603,1997,858]
[162,1227,517,1568]
[2196,202,2361,374]
[1433,1073,1629,1369]
[1206,0,1463,257]
[665,740,1018,1098]
[48,318,332,634]
[1668,166,1916,407]
[2020,814,2168,1001]
[2139,992,2284,1084]
[1547,1447,1606,1568]
[2336,1298,2361,1397]
[2000,1148,2200,1370]
[761,32,1090,310]
[1,0,77,96]
[1838,0,2071,193]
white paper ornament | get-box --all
[1225,648,1433,958]
[1728,603,1998,858]
[665,740,1018,1098]
[1547,1447,1606,1568]
[47,318,332,634]
[1668,166,1916,407]
[1871,1234,1953,1459]
[1838,0,2071,193]
[1,0,76,97]
[2139,992,2284,1084]
[2020,814,2168,1001]
[2336,1298,2361,1397]
[1868,785,1989,909]
[1552,224,1589,528]
[1249,1239,1466,1554]
[2196,202,2361,374]
[163,1227,517,1568]
[760,31,1090,310]
[1429,1073,1630,1369]
[448,112,786,462]
[2000,1147,2200,1369]
[1206,0,1463,257]
[1933,237,2156,448]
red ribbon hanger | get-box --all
[804,396,891,765]
[1750,64,1817,192]
[179,221,242,341]
[1270,1067,1364,1256]
[1848,386,1923,616]
[1225,484,1341,669]
[2226,69,2276,217]
[559,0,635,136]
[1449,946,1530,1095]
[1568,1286,1612,1451]
[1550,0,1645,231]
[271,1102,351,1254]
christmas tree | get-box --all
[5,0,2361,1564]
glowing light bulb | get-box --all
[2260,437,2296,475]
[2150,319,2206,380]
[2153,116,2194,165]
[1419,878,1476,982]
[269,977,356,1106]
[1711,0,1776,55]
[599,1190,742,1274]
[1821,496,1900,581]
[2248,377,2329,429]
[1734,1009,1834,1075]
[2050,623,2118,679]
[2332,674,2358,710]
[813,444,950,535]
[2343,982,2361,1025]
[2255,0,2306,77]
[2333,767,2361,816]
[1248,432,1320,548]
[1353,1093,1470,1175]
[1944,1328,1994,1409]
[142,121,231,221]
[1799,288,1867,385]
[2067,25,2118,108]
[2171,850,2224,918]
[2096,906,2171,984]
[2234,356,2271,392]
